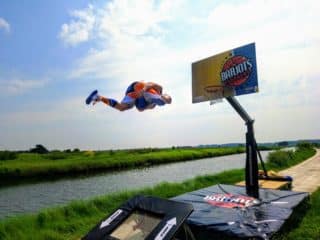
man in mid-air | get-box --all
[86,81,172,111]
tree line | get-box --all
[0,144,80,160]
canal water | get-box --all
[0,151,271,219]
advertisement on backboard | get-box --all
[192,43,258,103]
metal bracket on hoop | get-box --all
[204,85,224,106]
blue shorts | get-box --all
[135,92,166,110]
[121,82,138,108]
[143,92,166,106]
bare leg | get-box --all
[94,96,131,111]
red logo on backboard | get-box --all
[221,56,252,87]
[204,194,259,208]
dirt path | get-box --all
[279,148,320,193]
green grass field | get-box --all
[0,146,317,240]
[0,147,245,185]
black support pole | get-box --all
[226,96,259,199]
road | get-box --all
[279,148,320,193]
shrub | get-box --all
[45,151,68,160]
[296,141,313,151]
[267,150,293,168]
[0,151,18,161]
[83,151,95,157]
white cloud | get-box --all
[64,0,320,114]
[8,0,315,150]
[184,0,320,105]
[61,0,183,83]
[0,17,10,33]
[96,0,178,39]
[0,78,47,95]
[59,4,96,46]
[1,1,319,151]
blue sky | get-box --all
[0,0,319,150]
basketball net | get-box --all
[204,86,224,107]
[210,98,223,106]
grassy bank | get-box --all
[0,147,245,185]
[273,187,320,240]
[0,147,317,240]
[282,188,320,239]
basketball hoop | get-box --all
[204,85,224,106]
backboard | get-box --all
[192,43,258,103]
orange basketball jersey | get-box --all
[127,82,158,99]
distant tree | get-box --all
[0,151,17,160]
[51,149,61,152]
[277,141,289,147]
[64,149,71,153]
[29,144,49,154]
[73,148,80,153]
[296,141,313,150]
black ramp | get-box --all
[171,184,308,239]
[82,195,193,240]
